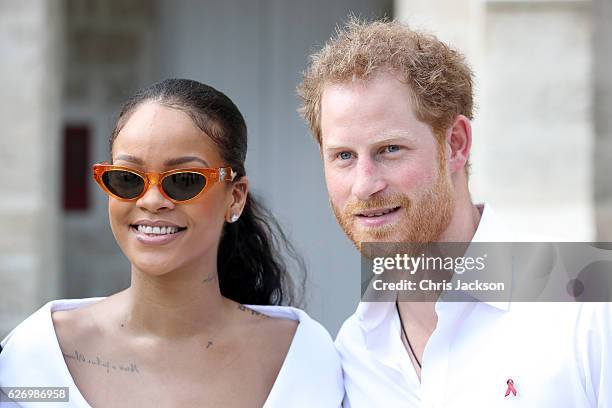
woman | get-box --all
[0,79,343,407]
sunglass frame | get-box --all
[93,162,235,204]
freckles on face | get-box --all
[108,103,231,274]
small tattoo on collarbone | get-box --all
[63,349,140,374]
[206,341,213,349]
[202,274,216,283]
[238,304,268,318]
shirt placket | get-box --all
[419,301,471,408]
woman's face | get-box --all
[109,102,244,276]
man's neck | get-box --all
[438,199,482,243]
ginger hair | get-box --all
[297,17,474,145]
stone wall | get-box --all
[64,0,156,108]
[3,0,608,338]
[593,0,612,240]
[62,0,157,299]
[0,0,64,337]
[396,0,597,240]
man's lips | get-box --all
[353,206,402,228]
[355,206,401,218]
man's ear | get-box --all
[445,115,472,174]
[225,176,249,223]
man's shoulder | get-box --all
[335,302,388,361]
[335,310,364,350]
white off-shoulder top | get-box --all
[0,298,344,407]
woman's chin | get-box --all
[129,257,179,277]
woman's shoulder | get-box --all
[0,298,104,390]
[51,296,108,331]
[2,298,102,347]
[247,305,344,407]
[1,301,51,355]
[1,298,102,347]
[247,304,336,349]
[246,304,340,367]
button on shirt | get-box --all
[335,204,612,407]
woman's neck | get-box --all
[121,261,231,339]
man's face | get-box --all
[320,71,454,251]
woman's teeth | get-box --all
[136,225,180,235]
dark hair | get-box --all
[109,78,303,306]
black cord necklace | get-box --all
[395,301,422,369]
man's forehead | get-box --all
[320,74,416,122]
[318,71,435,151]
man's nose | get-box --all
[136,184,175,213]
[350,157,386,200]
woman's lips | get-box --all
[130,225,186,246]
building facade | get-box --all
[1,0,610,337]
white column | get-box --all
[0,0,64,336]
[395,0,595,239]
[593,0,612,240]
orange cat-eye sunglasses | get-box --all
[93,163,236,204]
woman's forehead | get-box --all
[113,103,222,165]
[120,103,201,140]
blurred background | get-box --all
[1,0,611,338]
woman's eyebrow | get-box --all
[164,156,209,167]
[113,154,209,167]
[114,154,143,164]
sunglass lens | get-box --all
[102,170,145,199]
[162,172,206,201]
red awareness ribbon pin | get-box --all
[505,379,517,397]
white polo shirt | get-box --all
[335,204,612,407]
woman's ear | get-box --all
[226,176,248,223]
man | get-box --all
[298,19,611,407]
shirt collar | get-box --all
[470,203,509,243]
[458,203,513,311]
[356,203,513,333]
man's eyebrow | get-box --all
[323,134,418,151]
[374,130,419,143]
[373,136,417,145]
[114,154,209,167]
[322,144,348,151]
